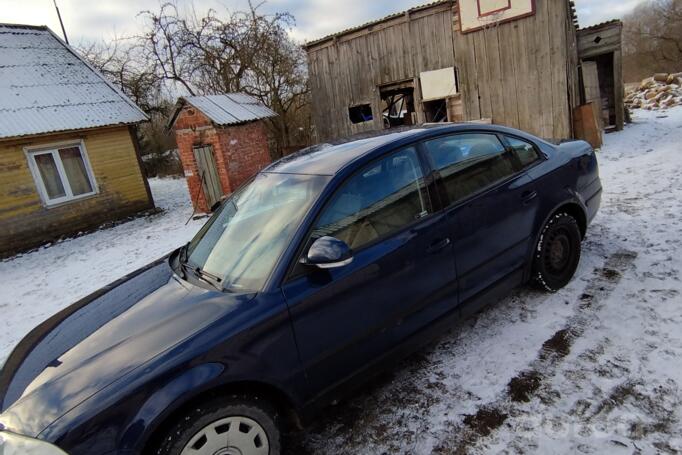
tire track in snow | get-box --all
[441,249,638,453]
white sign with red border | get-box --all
[459,0,536,33]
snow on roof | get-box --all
[578,19,623,32]
[0,24,148,140]
[168,94,277,129]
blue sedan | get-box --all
[0,124,601,455]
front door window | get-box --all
[312,146,430,250]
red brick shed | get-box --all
[168,94,277,212]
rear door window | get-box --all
[423,133,517,205]
[312,146,430,250]
[505,136,541,168]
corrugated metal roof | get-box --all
[0,24,147,140]
[169,94,276,129]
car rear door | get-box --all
[421,132,540,313]
[281,145,458,398]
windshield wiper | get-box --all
[181,262,223,291]
[197,268,222,283]
[176,243,222,291]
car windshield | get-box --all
[184,172,329,292]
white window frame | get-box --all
[24,140,99,207]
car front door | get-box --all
[422,132,540,313]
[281,145,458,397]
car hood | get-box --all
[0,258,254,437]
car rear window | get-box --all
[505,136,541,168]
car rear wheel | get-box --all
[533,212,582,292]
[156,395,281,455]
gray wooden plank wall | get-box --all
[307,3,457,141]
[307,0,579,142]
[454,0,578,140]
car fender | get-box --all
[524,195,588,281]
[119,362,225,452]
[126,363,299,453]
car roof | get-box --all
[263,125,451,176]
[263,123,546,176]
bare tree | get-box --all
[623,0,682,81]
[78,39,179,175]
[138,1,311,155]
[78,38,164,114]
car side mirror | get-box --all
[304,236,353,269]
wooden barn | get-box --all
[0,24,152,257]
[304,0,623,142]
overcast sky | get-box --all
[3,0,646,45]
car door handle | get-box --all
[522,190,538,204]
[427,238,451,254]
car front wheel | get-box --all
[533,212,582,292]
[156,395,281,455]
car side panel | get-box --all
[523,140,601,278]
[449,172,539,307]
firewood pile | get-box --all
[626,73,682,110]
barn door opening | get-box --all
[582,53,617,131]
[419,67,460,123]
[193,145,223,210]
[380,81,416,129]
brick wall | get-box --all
[173,105,272,213]
[216,121,271,190]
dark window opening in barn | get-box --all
[424,99,448,123]
[380,84,415,129]
[349,104,373,124]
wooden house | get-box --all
[0,24,152,257]
[304,0,623,142]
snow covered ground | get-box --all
[289,108,682,454]
[1,108,681,453]
[0,178,204,365]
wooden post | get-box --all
[128,125,155,210]
[613,50,625,131]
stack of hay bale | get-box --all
[626,73,682,110]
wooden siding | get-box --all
[306,0,580,142]
[577,22,622,58]
[577,22,624,131]
[0,126,153,257]
[307,2,457,141]
[453,0,578,139]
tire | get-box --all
[533,212,582,292]
[156,395,282,455]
